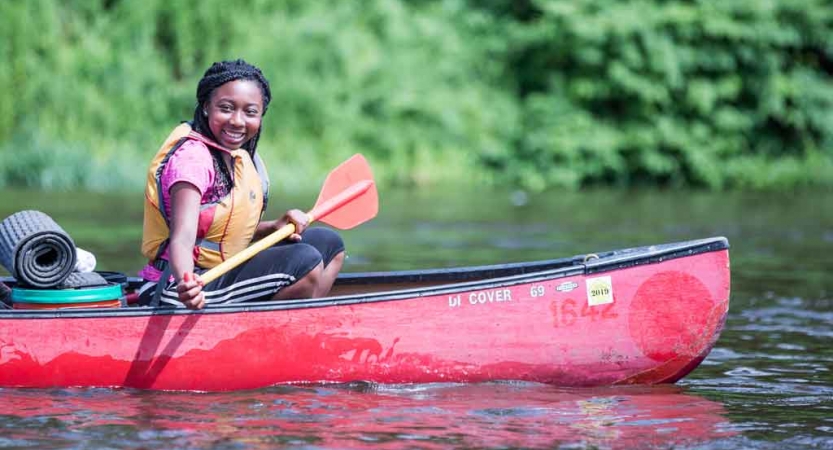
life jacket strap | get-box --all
[151,259,169,271]
[150,265,173,307]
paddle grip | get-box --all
[199,223,295,285]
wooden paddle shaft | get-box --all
[200,180,374,284]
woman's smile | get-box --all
[221,129,246,145]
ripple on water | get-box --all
[724,367,776,377]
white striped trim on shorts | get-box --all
[139,272,296,307]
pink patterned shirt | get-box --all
[138,139,221,281]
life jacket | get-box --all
[141,123,270,269]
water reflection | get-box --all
[1,187,831,448]
[0,383,733,449]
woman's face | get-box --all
[204,79,264,150]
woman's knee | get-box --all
[283,243,323,277]
[301,228,345,265]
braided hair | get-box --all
[191,59,272,155]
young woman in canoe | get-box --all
[137,59,345,309]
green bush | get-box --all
[475,0,833,189]
[0,0,830,192]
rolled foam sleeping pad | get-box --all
[0,210,77,289]
[60,271,108,289]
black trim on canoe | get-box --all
[333,236,729,283]
[0,237,728,319]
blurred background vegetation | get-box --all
[1,0,831,193]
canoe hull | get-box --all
[0,239,730,391]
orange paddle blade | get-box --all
[309,154,378,229]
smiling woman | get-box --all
[138,59,346,310]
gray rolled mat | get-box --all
[0,210,77,289]
[60,271,108,289]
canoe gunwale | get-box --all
[585,236,729,273]
[0,236,728,320]
[0,266,589,320]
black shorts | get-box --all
[137,227,344,307]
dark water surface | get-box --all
[0,188,831,449]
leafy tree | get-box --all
[0,0,830,191]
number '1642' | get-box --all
[550,299,618,328]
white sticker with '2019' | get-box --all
[586,276,614,306]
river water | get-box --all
[0,187,830,449]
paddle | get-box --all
[199,154,378,284]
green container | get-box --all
[11,283,123,304]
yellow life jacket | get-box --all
[141,123,270,269]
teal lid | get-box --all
[11,283,123,304]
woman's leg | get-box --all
[138,228,345,306]
[271,260,323,300]
[281,227,345,298]
[316,251,344,297]
[195,243,323,305]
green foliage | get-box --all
[0,0,514,192]
[0,0,831,192]
[478,0,833,189]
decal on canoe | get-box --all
[530,285,545,297]
[556,281,578,293]
[469,289,512,305]
[586,276,614,306]
[447,289,513,308]
[448,295,462,308]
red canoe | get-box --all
[0,237,730,391]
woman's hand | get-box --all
[177,272,206,310]
[280,209,310,241]
[253,209,310,242]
